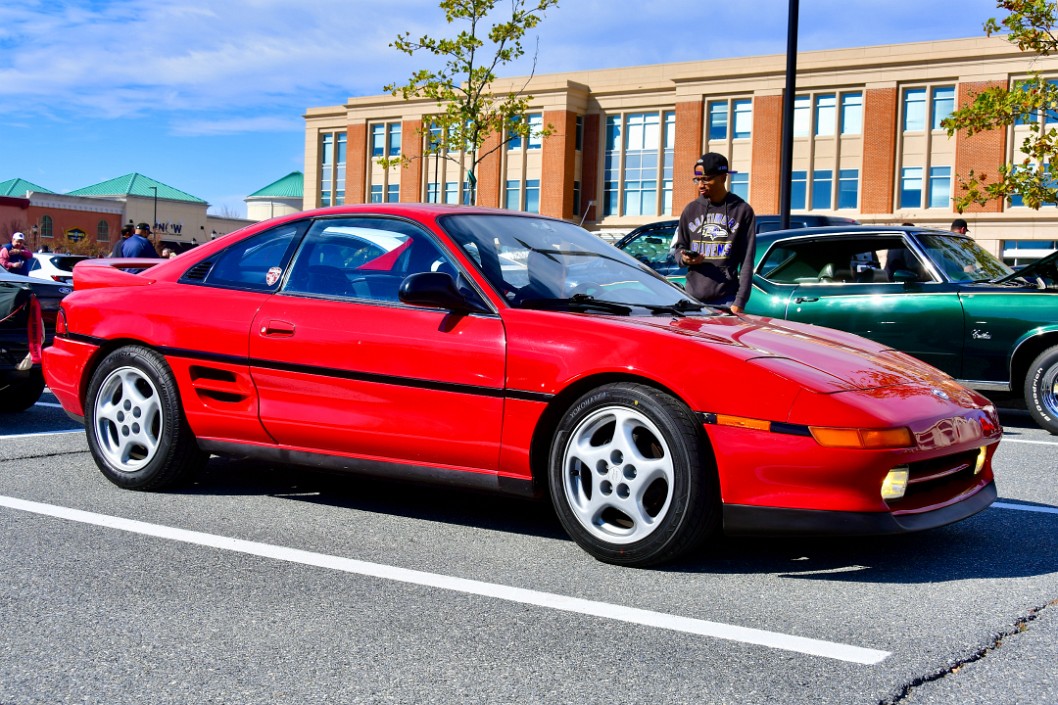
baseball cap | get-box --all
[694,153,736,176]
[136,222,152,232]
[951,218,969,232]
[12,232,24,242]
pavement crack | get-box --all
[880,597,1058,705]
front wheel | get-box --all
[1025,346,1058,435]
[85,345,208,489]
[548,383,719,567]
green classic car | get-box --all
[743,225,1058,434]
[616,221,1058,433]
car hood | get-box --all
[637,313,952,393]
[995,249,1058,284]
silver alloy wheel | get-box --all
[560,404,675,545]
[92,365,164,472]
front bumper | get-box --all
[723,480,997,536]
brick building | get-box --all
[303,35,1058,263]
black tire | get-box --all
[0,370,45,413]
[85,345,208,490]
[548,382,719,567]
[1024,345,1058,435]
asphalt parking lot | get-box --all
[0,392,1055,704]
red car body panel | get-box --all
[45,204,1002,537]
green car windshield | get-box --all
[917,233,1014,282]
[439,213,704,312]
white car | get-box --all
[26,253,90,284]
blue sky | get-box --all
[1,0,1008,218]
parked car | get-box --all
[0,269,71,411]
[743,225,1058,434]
[44,205,1000,567]
[614,214,860,283]
[27,253,90,284]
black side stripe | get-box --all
[62,333,552,403]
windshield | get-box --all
[916,233,1013,282]
[439,213,704,312]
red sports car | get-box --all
[44,204,1001,567]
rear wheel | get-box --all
[548,383,719,567]
[1025,345,1058,435]
[85,345,208,489]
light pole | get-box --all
[149,186,158,243]
[30,224,39,252]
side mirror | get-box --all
[890,269,919,284]
[398,271,489,313]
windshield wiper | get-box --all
[518,293,632,315]
[632,299,708,317]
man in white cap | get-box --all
[0,233,33,273]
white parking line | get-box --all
[1,430,83,439]
[993,501,1058,515]
[0,494,889,665]
[1000,437,1058,446]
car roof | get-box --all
[754,225,954,249]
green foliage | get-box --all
[382,0,558,195]
[943,0,1058,210]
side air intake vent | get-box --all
[181,259,217,282]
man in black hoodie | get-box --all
[674,153,756,313]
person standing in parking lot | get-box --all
[1,232,33,273]
[674,153,756,313]
[120,222,159,259]
[951,218,970,235]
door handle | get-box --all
[793,296,819,304]
[261,320,296,337]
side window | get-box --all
[201,221,306,291]
[283,217,459,304]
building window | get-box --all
[96,220,110,242]
[370,185,383,203]
[603,111,675,217]
[445,181,459,205]
[900,167,924,208]
[40,215,53,238]
[575,116,583,151]
[812,170,833,209]
[814,94,836,136]
[427,182,440,204]
[793,96,811,137]
[387,183,399,203]
[840,93,862,135]
[572,180,581,217]
[931,87,955,130]
[505,179,520,210]
[319,131,347,207]
[732,99,752,139]
[791,171,807,209]
[527,114,543,149]
[508,113,544,150]
[838,169,859,209]
[335,133,346,205]
[525,179,540,213]
[321,132,334,207]
[928,166,952,208]
[371,122,401,158]
[730,173,749,200]
[903,88,927,132]
[707,101,728,140]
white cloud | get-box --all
[0,0,1012,137]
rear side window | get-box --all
[201,221,307,291]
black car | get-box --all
[614,214,859,280]
[0,270,71,411]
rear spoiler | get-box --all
[71,258,166,290]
